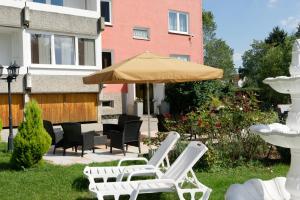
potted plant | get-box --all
[134,98,143,117]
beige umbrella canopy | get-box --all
[83,52,223,84]
[83,52,223,137]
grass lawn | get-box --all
[0,143,289,200]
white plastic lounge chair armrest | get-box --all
[116,165,155,181]
[117,157,149,166]
[127,168,160,181]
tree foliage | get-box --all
[204,38,235,79]
[202,10,217,45]
[241,27,295,107]
[11,100,51,169]
[295,24,300,38]
[265,26,287,46]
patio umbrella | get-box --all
[83,52,223,137]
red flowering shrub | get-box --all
[163,91,279,169]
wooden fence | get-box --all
[0,94,24,127]
[31,93,98,124]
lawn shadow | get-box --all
[72,176,89,192]
[76,198,96,200]
[0,161,13,171]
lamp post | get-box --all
[0,62,20,152]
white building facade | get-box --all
[0,0,103,127]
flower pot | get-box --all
[134,101,143,117]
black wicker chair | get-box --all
[61,122,95,157]
[110,120,142,156]
[43,120,64,154]
[103,114,140,141]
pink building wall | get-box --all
[102,0,203,93]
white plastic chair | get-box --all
[89,141,212,200]
[84,131,180,183]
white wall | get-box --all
[11,32,23,66]
[0,31,22,68]
[0,33,12,66]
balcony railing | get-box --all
[26,0,98,12]
[0,0,100,18]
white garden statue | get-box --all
[226,39,300,200]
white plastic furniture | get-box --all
[89,141,212,200]
[84,131,180,183]
[226,39,300,199]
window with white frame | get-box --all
[78,38,95,66]
[31,34,51,64]
[168,11,189,34]
[170,54,190,62]
[101,0,112,24]
[55,35,75,65]
[30,33,96,66]
[133,27,150,40]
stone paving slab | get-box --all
[43,143,150,166]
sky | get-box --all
[203,0,300,68]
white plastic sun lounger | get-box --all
[84,131,180,183]
[89,141,211,200]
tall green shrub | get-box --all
[11,100,51,169]
[0,118,2,141]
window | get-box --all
[31,33,96,66]
[170,54,190,62]
[102,52,112,68]
[51,0,63,6]
[33,0,46,3]
[102,100,114,107]
[78,38,95,66]
[55,35,75,65]
[168,11,189,34]
[33,0,63,6]
[133,28,150,40]
[101,0,112,24]
[31,34,51,64]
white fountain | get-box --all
[226,39,300,200]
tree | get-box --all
[265,26,287,46]
[294,24,300,38]
[11,100,51,169]
[241,27,294,107]
[202,10,217,45]
[204,38,235,79]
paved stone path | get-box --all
[43,143,150,166]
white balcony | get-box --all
[26,0,100,18]
[0,27,23,68]
[0,0,100,18]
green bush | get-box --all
[0,118,2,140]
[163,91,279,170]
[11,100,51,169]
[0,118,2,141]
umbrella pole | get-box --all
[147,82,150,138]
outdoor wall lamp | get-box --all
[0,62,20,152]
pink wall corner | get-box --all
[103,0,203,94]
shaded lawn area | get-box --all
[0,143,289,200]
